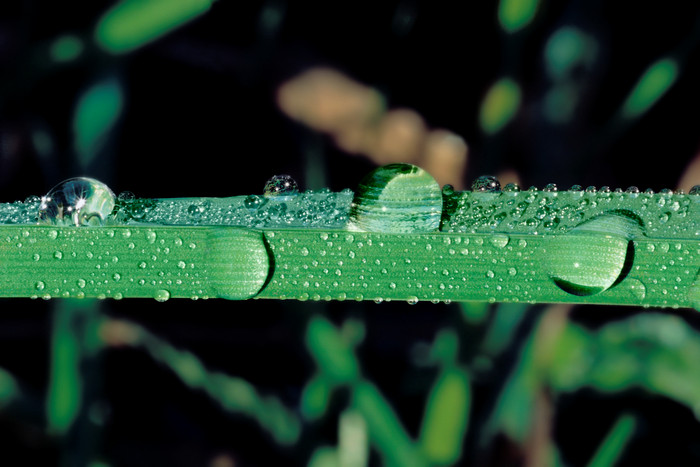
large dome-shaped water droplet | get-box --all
[349,163,442,233]
[547,213,639,296]
[263,174,299,197]
[38,177,115,226]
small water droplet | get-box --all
[442,184,455,196]
[38,177,115,226]
[32,253,40,261]
[154,289,171,302]
[264,174,299,197]
[407,296,419,305]
[300,247,309,256]
[113,273,121,282]
[489,234,509,248]
[486,270,495,278]
[54,251,63,260]
[187,200,210,221]
[544,183,558,192]
[569,185,583,192]
[146,230,157,244]
[471,175,501,192]
[503,183,521,192]
[36,281,45,291]
[77,278,86,288]
[244,194,266,210]
[48,230,58,240]
[689,185,700,195]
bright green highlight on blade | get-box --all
[479,78,521,134]
[74,79,124,164]
[50,35,84,62]
[587,414,636,467]
[622,58,678,119]
[498,0,539,33]
[95,0,215,54]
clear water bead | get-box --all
[690,185,700,195]
[38,177,115,226]
[471,175,501,192]
[263,174,299,197]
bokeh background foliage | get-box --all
[0,1,699,465]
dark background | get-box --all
[0,1,699,466]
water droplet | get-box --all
[689,185,700,195]
[486,270,495,278]
[503,183,521,192]
[544,183,558,192]
[244,194,266,210]
[263,174,299,197]
[569,185,583,192]
[548,214,635,296]
[36,281,45,291]
[77,278,86,288]
[38,177,115,226]
[626,278,647,301]
[177,261,186,269]
[54,251,63,260]
[146,230,157,244]
[407,296,419,305]
[350,163,442,233]
[113,273,121,281]
[471,175,501,192]
[138,261,147,269]
[441,184,455,196]
[626,186,640,194]
[300,247,309,256]
[32,253,40,261]
[508,267,517,276]
[489,234,509,248]
[154,289,171,302]
[187,201,210,220]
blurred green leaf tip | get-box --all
[498,0,540,33]
[622,58,678,119]
[479,77,521,134]
[95,0,215,54]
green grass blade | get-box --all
[0,226,269,301]
[587,413,637,467]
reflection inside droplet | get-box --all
[38,177,115,226]
[263,174,299,197]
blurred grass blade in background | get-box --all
[73,78,124,167]
[479,78,521,135]
[498,0,540,33]
[621,58,678,119]
[587,413,637,467]
[95,0,216,54]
